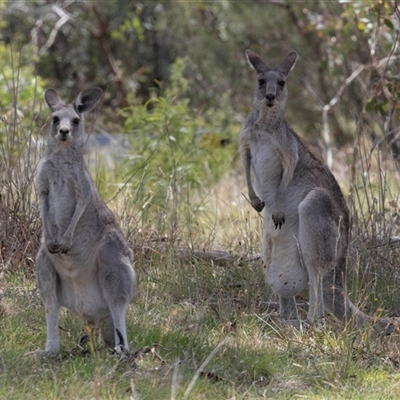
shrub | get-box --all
[120,58,240,237]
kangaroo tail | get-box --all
[323,268,399,335]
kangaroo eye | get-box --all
[52,116,59,124]
[278,80,285,88]
[258,79,266,87]
[72,118,80,125]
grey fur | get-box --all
[36,88,136,355]
[239,50,398,332]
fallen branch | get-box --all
[131,233,400,268]
[183,248,258,264]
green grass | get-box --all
[2,243,400,399]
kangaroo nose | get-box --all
[59,127,69,135]
[266,93,276,102]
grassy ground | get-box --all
[2,158,400,399]
[2,246,400,399]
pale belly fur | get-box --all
[52,255,110,322]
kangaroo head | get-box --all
[44,88,103,145]
[246,50,297,114]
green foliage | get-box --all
[121,58,239,232]
[0,43,46,118]
[111,5,145,42]
[3,1,400,148]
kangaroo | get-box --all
[36,88,136,356]
[239,50,398,332]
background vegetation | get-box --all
[2,1,400,398]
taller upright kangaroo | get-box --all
[239,50,396,330]
[36,88,136,356]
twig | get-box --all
[39,5,71,56]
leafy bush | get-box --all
[0,44,46,121]
[120,58,240,235]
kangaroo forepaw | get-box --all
[47,242,61,254]
[59,244,71,254]
[251,198,265,213]
[272,212,285,229]
[58,235,73,254]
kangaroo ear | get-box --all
[245,50,269,74]
[44,89,65,112]
[277,52,298,77]
[74,88,103,114]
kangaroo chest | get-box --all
[250,129,283,203]
[43,157,89,230]
[48,168,75,202]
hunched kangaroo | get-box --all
[239,50,397,332]
[36,88,136,356]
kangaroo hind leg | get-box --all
[263,231,306,322]
[298,189,340,325]
[279,296,298,320]
[98,238,136,355]
[36,246,61,356]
